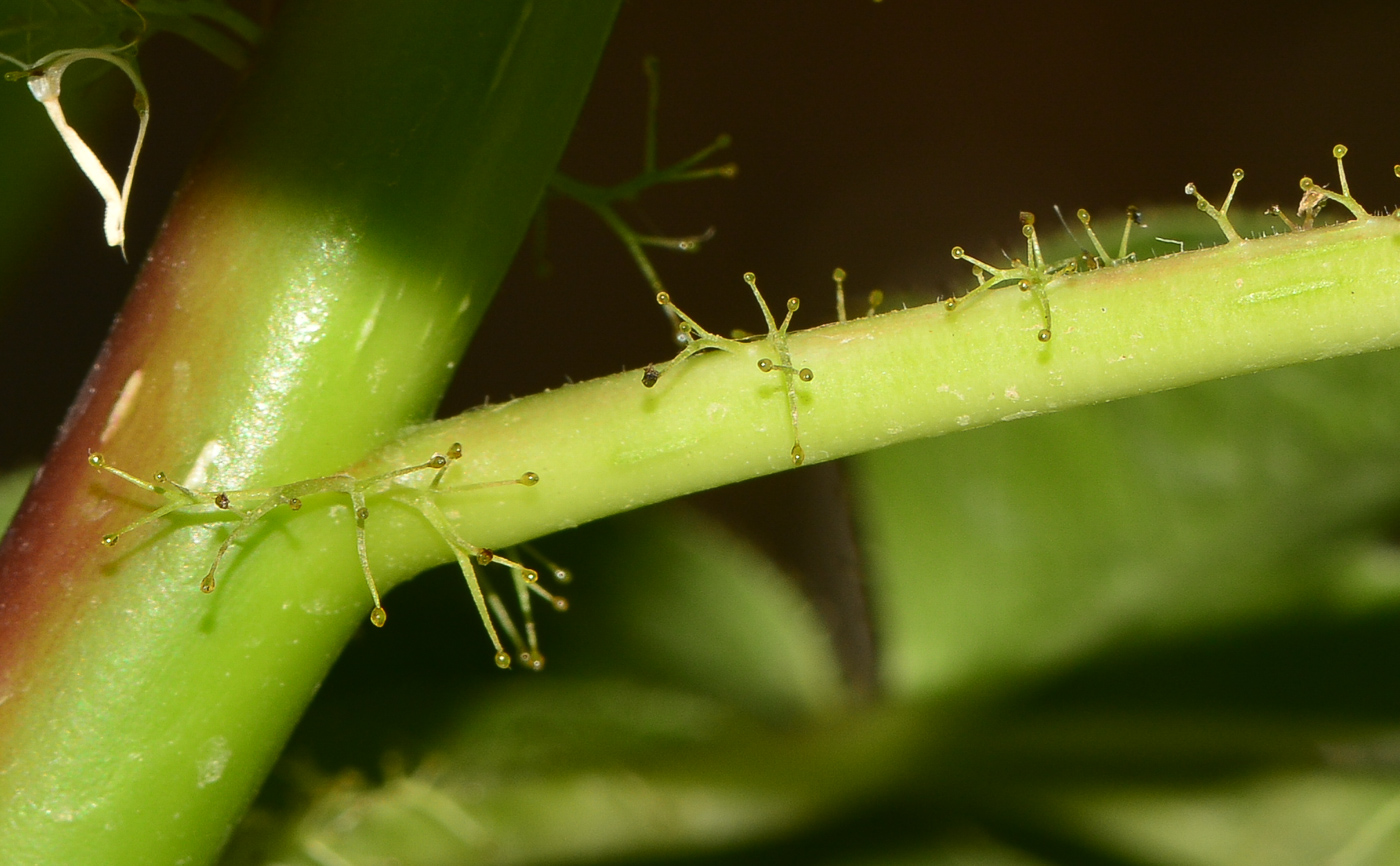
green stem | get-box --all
[0,2,618,863]
[356,216,1400,585]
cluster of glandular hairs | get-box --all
[945,144,1382,344]
[1186,146,1378,239]
[947,205,1146,343]
[640,271,815,466]
[89,444,562,670]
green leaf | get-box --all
[555,505,847,717]
[835,839,1053,866]
[133,0,259,68]
[0,1,143,66]
[1050,773,1400,866]
[0,0,258,70]
[853,348,1400,699]
[257,681,807,866]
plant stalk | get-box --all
[0,2,619,863]
[357,216,1400,581]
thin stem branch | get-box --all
[362,216,1400,583]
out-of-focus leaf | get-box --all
[271,682,789,866]
[0,0,258,69]
[0,1,142,66]
[234,679,915,866]
[835,839,1052,866]
[853,348,1400,699]
[134,0,259,68]
[1048,773,1400,866]
[554,504,847,717]
[139,0,256,43]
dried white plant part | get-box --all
[4,47,150,257]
